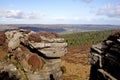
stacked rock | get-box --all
[0,29,67,80]
[89,31,120,80]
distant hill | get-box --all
[18,26,66,33]
[0,24,120,33]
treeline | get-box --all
[60,30,114,47]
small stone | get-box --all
[106,40,113,45]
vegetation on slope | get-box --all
[61,30,114,47]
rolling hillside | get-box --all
[61,30,114,47]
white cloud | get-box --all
[0,9,46,19]
[52,17,68,20]
[98,2,120,18]
[73,0,93,3]
[50,16,107,22]
[82,0,93,3]
[51,16,82,21]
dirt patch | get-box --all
[62,45,91,80]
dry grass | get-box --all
[39,31,59,38]
[0,48,8,60]
[28,33,42,42]
[62,61,90,80]
[61,46,91,80]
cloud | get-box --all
[51,16,82,21]
[0,9,46,19]
[52,17,68,20]
[98,2,120,18]
[73,0,93,3]
[82,0,93,3]
[51,16,103,22]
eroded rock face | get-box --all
[8,32,23,50]
[89,30,120,80]
[0,29,67,80]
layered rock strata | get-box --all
[0,30,67,80]
[89,31,120,80]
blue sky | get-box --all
[0,0,120,24]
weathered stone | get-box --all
[20,35,29,45]
[27,73,50,80]
[29,42,67,49]
[0,30,67,80]
[39,48,67,58]
[40,36,54,42]
[8,32,23,50]
[21,30,31,34]
[44,59,61,71]
[29,42,51,49]
[5,30,18,40]
[89,31,120,80]
[27,59,62,80]
[49,43,67,47]
[40,36,65,43]
[28,31,36,35]
[92,43,103,50]
[6,64,18,75]
[105,40,113,45]
[117,39,120,42]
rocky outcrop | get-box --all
[0,29,67,80]
[89,31,120,80]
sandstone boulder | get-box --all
[8,32,23,50]
[0,29,67,80]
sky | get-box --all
[0,0,120,24]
